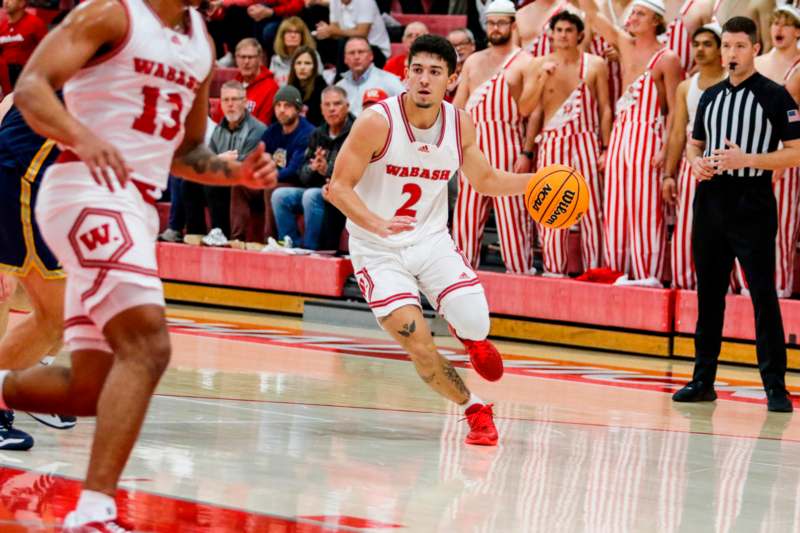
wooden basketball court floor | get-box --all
[1,304,799,532]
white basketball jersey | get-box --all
[686,73,702,136]
[347,94,462,248]
[62,0,212,190]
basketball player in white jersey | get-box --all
[580,0,683,283]
[4,0,277,527]
[741,4,800,298]
[523,11,612,275]
[663,23,724,290]
[451,0,537,274]
[328,34,536,448]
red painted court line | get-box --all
[157,393,800,444]
[0,465,385,533]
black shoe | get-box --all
[0,411,33,450]
[25,412,77,430]
[766,389,794,413]
[672,381,717,402]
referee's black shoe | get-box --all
[766,389,794,413]
[672,381,717,402]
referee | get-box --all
[672,16,800,412]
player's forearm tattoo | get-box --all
[398,321,416,337]
[443,361,469,396]
[180,145,234,179]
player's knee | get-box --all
[441,293,490,341]
[407,343,439,372]
[113,323,172,379]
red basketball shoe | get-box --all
[464,403,498,446]
[449,326,504,381]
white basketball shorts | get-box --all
[36,162,165,353]
[350,230,485,319]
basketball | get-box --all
[524,164,589,229]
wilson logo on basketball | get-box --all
[79,224,112,252]
[524,164,590,230]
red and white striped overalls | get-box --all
[666,0,695,73]
[535,54,604,274]
[453,50,533,273]
[603,49,668,280]
[527,1,567,57]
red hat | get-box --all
[362,88,389,106]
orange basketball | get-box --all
[524,164,589,229]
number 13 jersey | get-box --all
[62,0,213,190]
[347,94,463,248]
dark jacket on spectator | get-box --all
[262,116,315,184]
[237,66,279,125]
[209,110,267,160]
[298,113,355,188]
[292,75,328,127]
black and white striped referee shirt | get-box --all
[692,72,800,179]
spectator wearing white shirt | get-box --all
[335,37,404,116]
[313,0,391,73]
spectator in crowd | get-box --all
[270,17,323,86]
[276,85,353,250]
[361,87,387,108]
[383,22,429,80]
[0,0,46,88]
[288,45,328,126]
[205,0,257,63]
[314,0,391,72]
[158,175,186,243]
[234,38,279,125]
[183,81,266,245]
[446,27,476,100]
[247,0,305,56]
[230,86,314,243]
[336,37,404,116]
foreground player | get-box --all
[0,93,80,444]
[329,35,535,447]
[525,11,611,275]
[5,0,277,528]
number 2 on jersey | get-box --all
[132,86,183,140]
[395,183,421,217]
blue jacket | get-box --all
[261,116,314,184]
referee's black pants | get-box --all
[692,177,787,393]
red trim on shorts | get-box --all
[369,292,419,309]
[54,151,159,207]
[79,264,160,304]
[64,315,93,329]
[355,267,375,302]
[436,278,481,309]
[370,101,393,163]
[83,0,132,68]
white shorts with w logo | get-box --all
[36,163,165,352]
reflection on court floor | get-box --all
[0,307,797,532]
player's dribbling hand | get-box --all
[239,142,278,189]
[374,216,416,238]
[691,156,715,181]
[73,133,130,192]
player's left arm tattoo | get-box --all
[175,144,235,180]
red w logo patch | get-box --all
[79,224,112,251]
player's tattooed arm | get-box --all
[176,144,235,180]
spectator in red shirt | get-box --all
[234,38,279,124]
[0,0,47,87]
[382,21,428,80]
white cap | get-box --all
[776,4,800,24]
[485,0,517,16]
[700,21,722,37]
[630,0,666,18]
